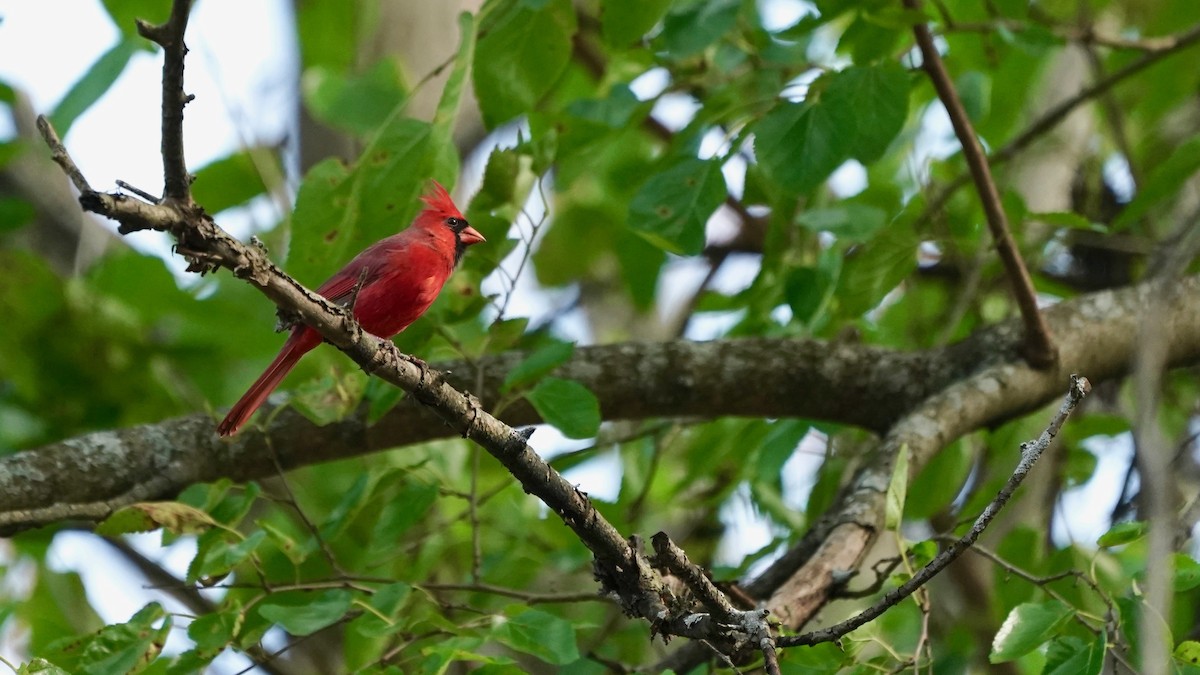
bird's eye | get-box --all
[446,217,466,230]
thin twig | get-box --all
[906,0,1057,368]
[266,439,345,576]
[922,22,1200,225]
[944,19,1187,53]
[115,179,162,204]
[778,375,1091,648]
[35,116,93,194]
[136,0,194,202]
[420,582,610,605]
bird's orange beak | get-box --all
[459,225,486,246]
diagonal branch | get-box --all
[922,22,1200,227]
[906,0,1056,368]
[778,375,1090,648]
[28,0,728,649]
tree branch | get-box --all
[922,22,1200,226]
[778,375,1090,648]
[656,365,1101,670]
[6,274,1200,536]
[906,0,1056,368]
[22,0,771,650]
[136,0,194,203]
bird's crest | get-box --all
[420,180,463,218]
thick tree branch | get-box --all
[6,274,1200,535]
[656,273,1200,671]
[906,0,1056,368]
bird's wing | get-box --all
[316,262,382,307]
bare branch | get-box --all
[906,0,1056,368]
[29,1,709,646]
[35,115,94,195]
[136,0,194,202]
[777,375,1090,648]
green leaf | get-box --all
[629,157,727,255]
[1175,554,1200,592]
[776,641,851,672]
[101,0,170,39]
[189,530,267,583]
[905,439,972,519]
[433,12,477,140]
[302,59,408,137]
[351,583,413,638]
[836,216,918,316]
[319,472,374,542]
[885,443,909,529]
[164,649,219,675]
[296,0,360,70]
[822,64,910,163]
[784,248,841,325]
[191,149,275,215]
[1175,641,1200,667]
[258,590,354,636]
[43,603,169,675]
[367,481,439,557]
[207,481,261,527]
[492,609,580,665]
[956,70,992,122]
[756,64,909,194]
[990,600,1073,663]
[616,229,667,309]
[0,197,36,232]
[658,0,741,56]
[49,38,140,136]
[797,204,888,242]
[526,377,601,439]
[502,340,576,392]
[841,13,906,63]
[1113,135,1200,230]
[1043,635,1105,675]
[290,371,365,428]
[474,0,577,128]
[258,519,312,565]
[1030,211,1101,230]
[755,101,852,194]
[186,608,238,652]
[18,659,71,675]
[601,0,671,46]
[363,376,407,424]
[1097,520,1147,547]
[97,502,217,536]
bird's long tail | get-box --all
[218,330,315,436]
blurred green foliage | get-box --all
[4,0,1200,672]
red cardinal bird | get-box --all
[217,181,485,436]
